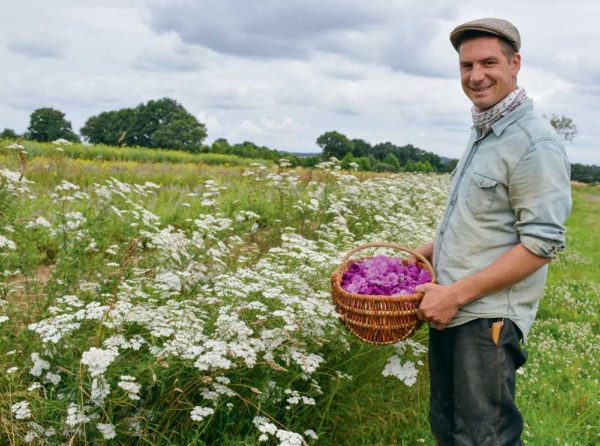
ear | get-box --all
[511,52,522,76]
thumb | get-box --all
[415,284,428,294]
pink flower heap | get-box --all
[341,255,431,296]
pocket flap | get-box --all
[473,173,498,188]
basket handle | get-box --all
[339,242,436,283]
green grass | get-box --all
[1,138,271,168]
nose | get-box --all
[470,63,485,84]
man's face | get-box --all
[459,36,521,110]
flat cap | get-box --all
[450,18,520,52]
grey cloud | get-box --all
[148,0,381,59]
[7,38,63,59]
[133,54,202,72]
[146,0,459,78]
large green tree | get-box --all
[81,108,135,146]
[81,98,207,151]
[128,98,206,150]
[316,131,354,159]
[27,108,79,142]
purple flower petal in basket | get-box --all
[341,255,431,296]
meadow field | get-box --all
[0,140,598,445]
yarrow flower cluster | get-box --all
[11,401,32,420]
[341,256,431,295]
[190,406,215,422]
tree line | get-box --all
[1,98,598,182]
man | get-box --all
[411,18,572,445]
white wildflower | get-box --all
[155,271,182,292]
[382,356,418,386]
[96,422,117,440]
[30,353,50,377]
[46,371,61,385]
[304,429,318,440]
[11,401,31,420]
[90,376,111,406]
[28,382,42,391]
[25,217,51,229]
[7,366,18,374]
[0,235,16,250]
[118,375,141,400]
[190,406,215,422]
[65,403,90,427]
[81,347,119,377]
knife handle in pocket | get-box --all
[491,319,504,346]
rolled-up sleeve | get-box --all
[509,138,572,259]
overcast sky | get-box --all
[2,0,599,164]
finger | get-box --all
[416,309,424,321]
[415,284,427,293]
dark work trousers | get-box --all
[428,318,528,446]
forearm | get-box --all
[449,243,551,306]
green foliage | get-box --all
[27,108,80,143]
[382,153,400,171]
[340,152,355,170]
[354,156,372,171]
[546,113,578,142]
[372,162,397,172]
[0,139,268,169]
[316,131,354,160]
[404,160,433,173]
[350,138,371,157]
[0,128,18,139]
[80,108,135,146]
[80,98,207,152]
[571,163,600,184]
[318,131,450,173]
[151,112,207,152]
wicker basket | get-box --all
[330,242,436,345]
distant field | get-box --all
[0,143,598,445]
[1,138,271,167]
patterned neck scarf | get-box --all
[471,87,528,130]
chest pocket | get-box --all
[465,172,500,214]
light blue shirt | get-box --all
[433,99,572,340]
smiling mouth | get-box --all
[472,85,492,93]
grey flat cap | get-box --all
[450,18,521,52]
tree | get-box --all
[128,98,206,149]
[383,153,401,171]
[81,108,135,146]
[340,152,355,170]
[316,131,354,159]
[80,98,207,151]
[151,112,206,152]
[405,160,433,173]
[27,108,79,142]
[0,128,18,139]
[351,138,371,157]
[547,114,577,142]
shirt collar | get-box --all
[491,99,534,136]
[469,99,534,137]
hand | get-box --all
[407,241,434,265]
[415,283,461,331]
